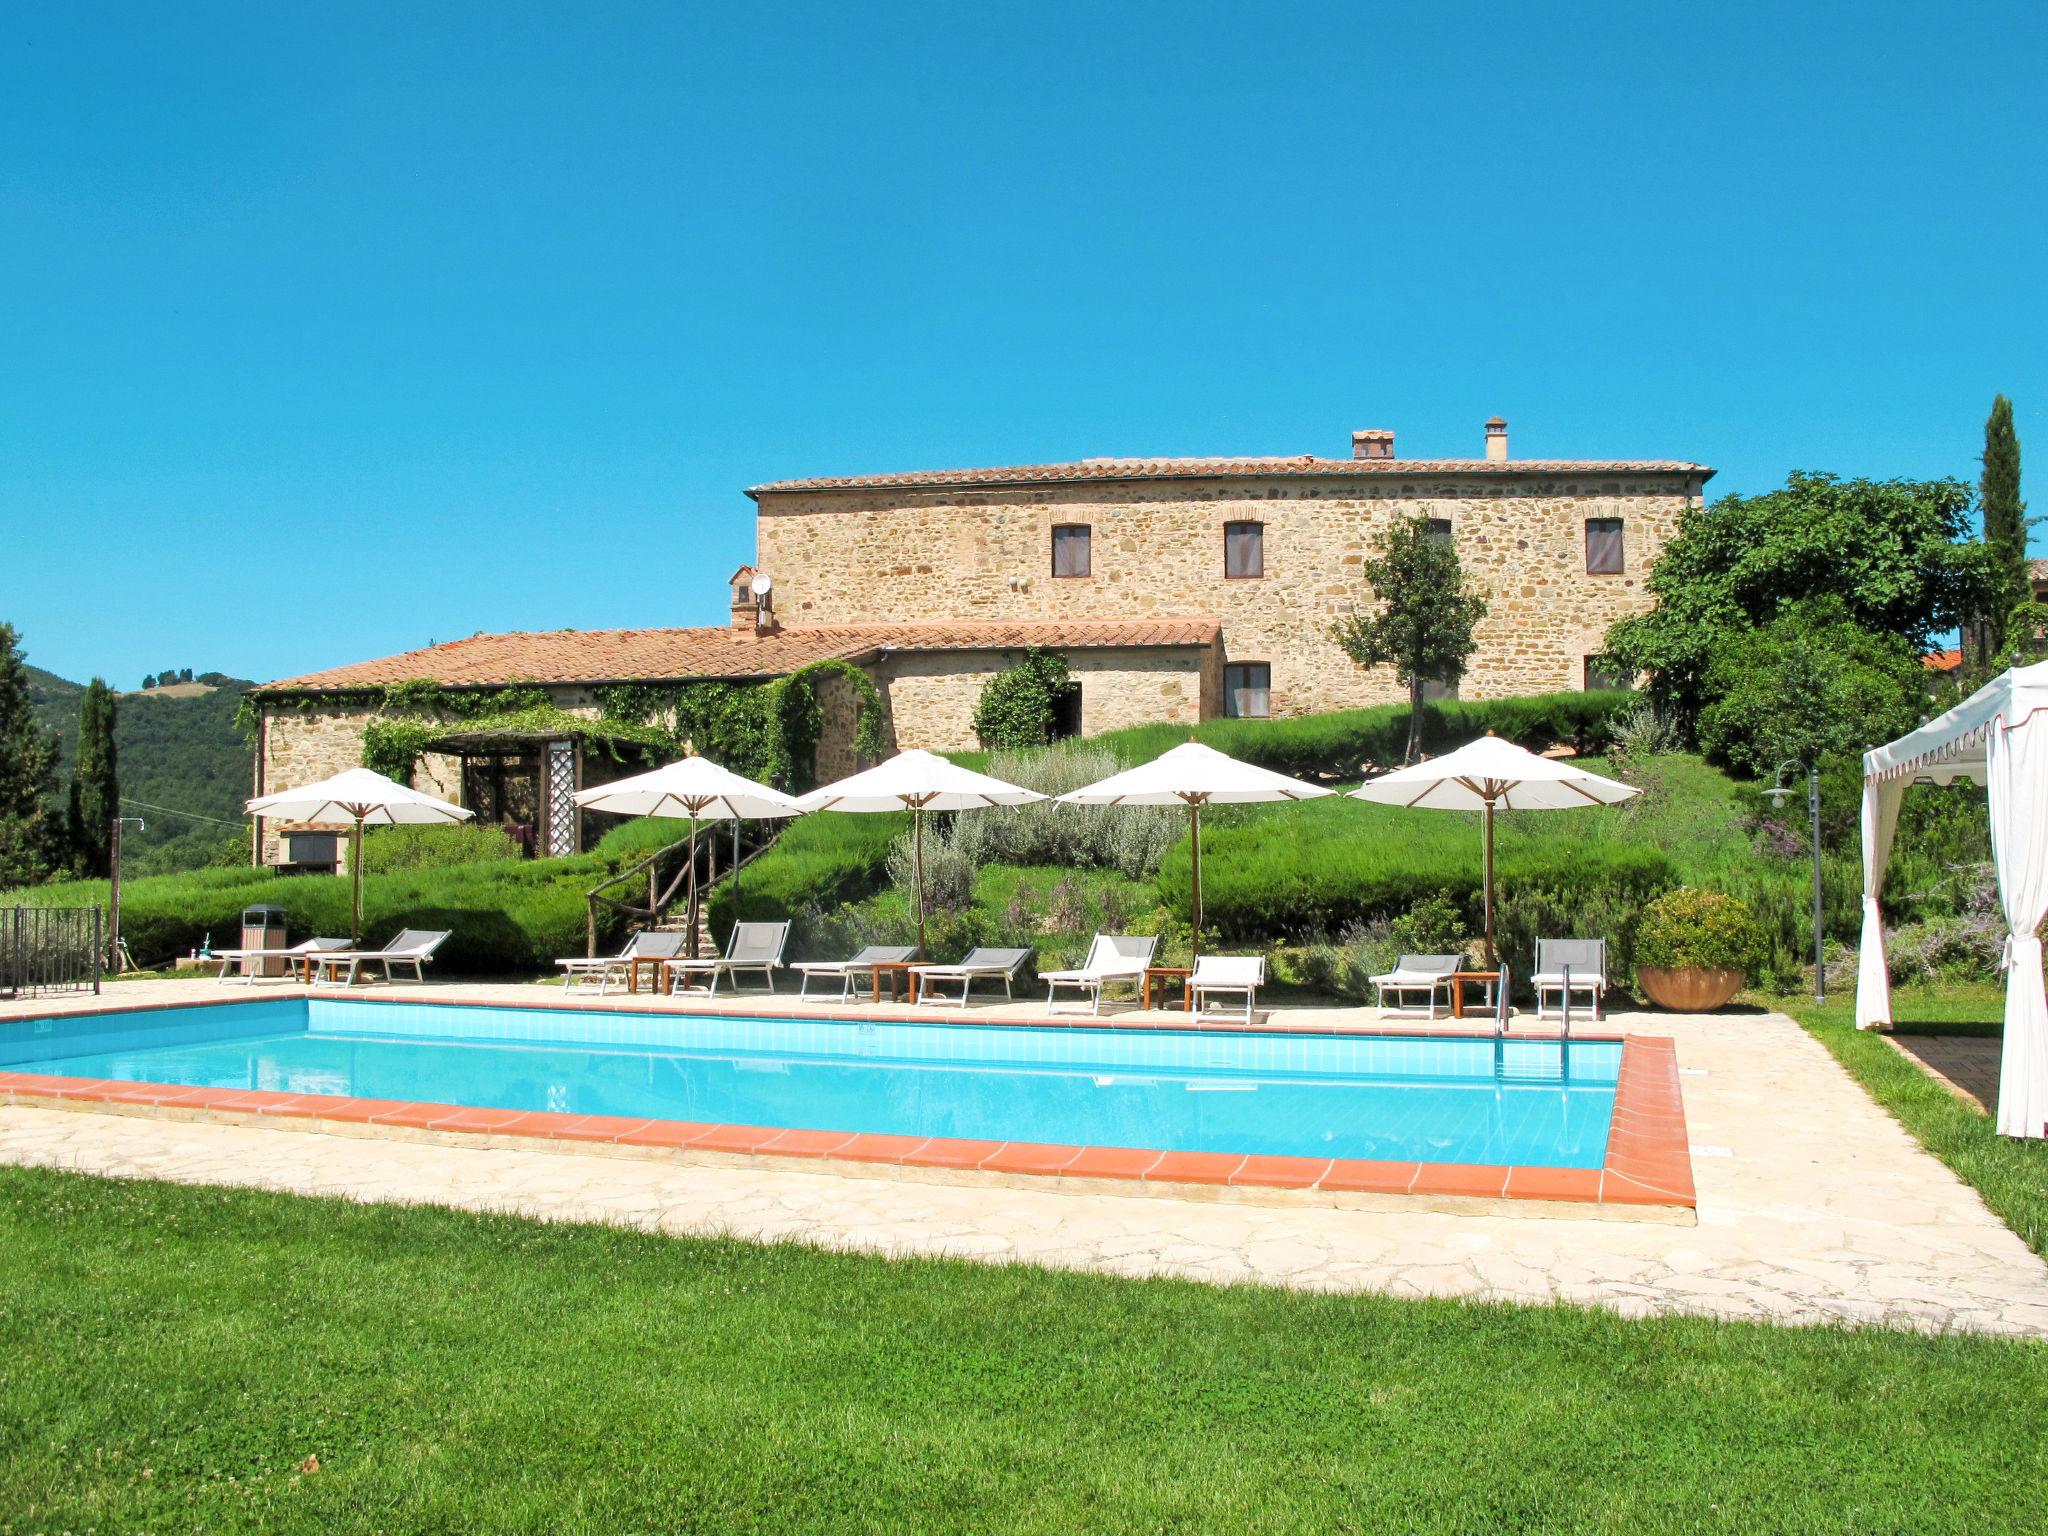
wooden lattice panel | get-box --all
[546,740,576,857]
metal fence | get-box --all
[0,907,103,998]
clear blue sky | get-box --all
[4,1,2043,688]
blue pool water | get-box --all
[1,1000,1621,1167]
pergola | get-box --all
[1858,659,2048,1139]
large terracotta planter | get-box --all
[1636,965,1745,1013]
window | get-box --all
[1224,521,1264,579]
[1420,673,1460,703]
[1585,655,1634,692]
[1424,517,1453,545]
[1585,518,1625,574]
[1224,663,1271,718]
[1051,524,1092,578]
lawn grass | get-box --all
[1779,982,2048,1259]
[0,1165,2042,1534]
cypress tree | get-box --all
[1981,394,2028,655]
[0,623,64,888]
[67,678,119,878]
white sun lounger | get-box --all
[1369,954,1462,1018]
[210,936,350,985]
[1189,954,1264,1025]
[908,947,1032,1008]
[310,929,451,986]
[1040,933,1157,1015]
[665,921,790,999]
[790,944,919,1001]
[1532,938,1607,1021]
[556,930,686,996]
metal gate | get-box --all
[0,907,103,997]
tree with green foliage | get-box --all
[1329,515,1489,763]
[1605,471,1982,729]
[1978,394,2029,660]
[65,679,118,877]
[973,649,1075,750]
[1694,599,1926,778]
[0,624,65,888]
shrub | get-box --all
[969,743,1180,877]
[1634,887,1767,977]
[886,819,979,916]
[1695,599,1926,778]
[1388,892,1468,956]
[359,823,521,873]
[972,649,1073,749]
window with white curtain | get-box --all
[1224,662,1271,718]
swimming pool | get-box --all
[0,998,1622,1169]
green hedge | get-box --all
[1090,691,1636,780]
[357,823,521,873]
[14,856,636,976]
[706,811,903,950]
[1158,794,1677,942]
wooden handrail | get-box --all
[581,823,785,956]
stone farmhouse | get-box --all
[248,419,1711,865]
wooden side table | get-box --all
[626,956,669,995]
[1143,965,1194,1011]
[868,961,919,1004]
[1449,970,1501,1019]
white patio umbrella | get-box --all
[246,766,473,943]
[1057,740,1333,960]
[1349,732,1638,967]
[572,752,805,957]
[795,749,1045,955]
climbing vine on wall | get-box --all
[248,664,885,791]
[345,682,673,781]
[594,660,885,792]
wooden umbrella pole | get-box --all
[350,816,364,944]
[913,805,926,958]
[1482,797,1497,970]
[686,815,700,959]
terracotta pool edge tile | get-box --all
[1409,1162,1511,1199]
[1143,1151,1247,1186]
[1229,1155,1334,1189]
[1317,1158,1420,1194]
[978,1140,1086,1175]
[1060,1145,1163,1181]
[754,1127,860,1158]
[899,1137,1005,1171]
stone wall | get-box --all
[755,472,1704,714]
[871,645,1212,753]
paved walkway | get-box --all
[3,982,2047,1336]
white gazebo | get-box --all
[1858,659,2048,1140]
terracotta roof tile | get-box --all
[749,454,1714,497]
[256,619,1222,693]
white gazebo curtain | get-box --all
[1854,776,1903,1031]
[1858,659,2048,1139]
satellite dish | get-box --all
[750,572,773,597]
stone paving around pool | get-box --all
[3,980,2047,1336]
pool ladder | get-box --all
[1492,964,1575,1041]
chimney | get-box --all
[729,565,776,630]
[1484,417,1508,462]
[1352,428,1395,461]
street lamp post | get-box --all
[1763,762,1825,1004]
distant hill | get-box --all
[27,666,255,875]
